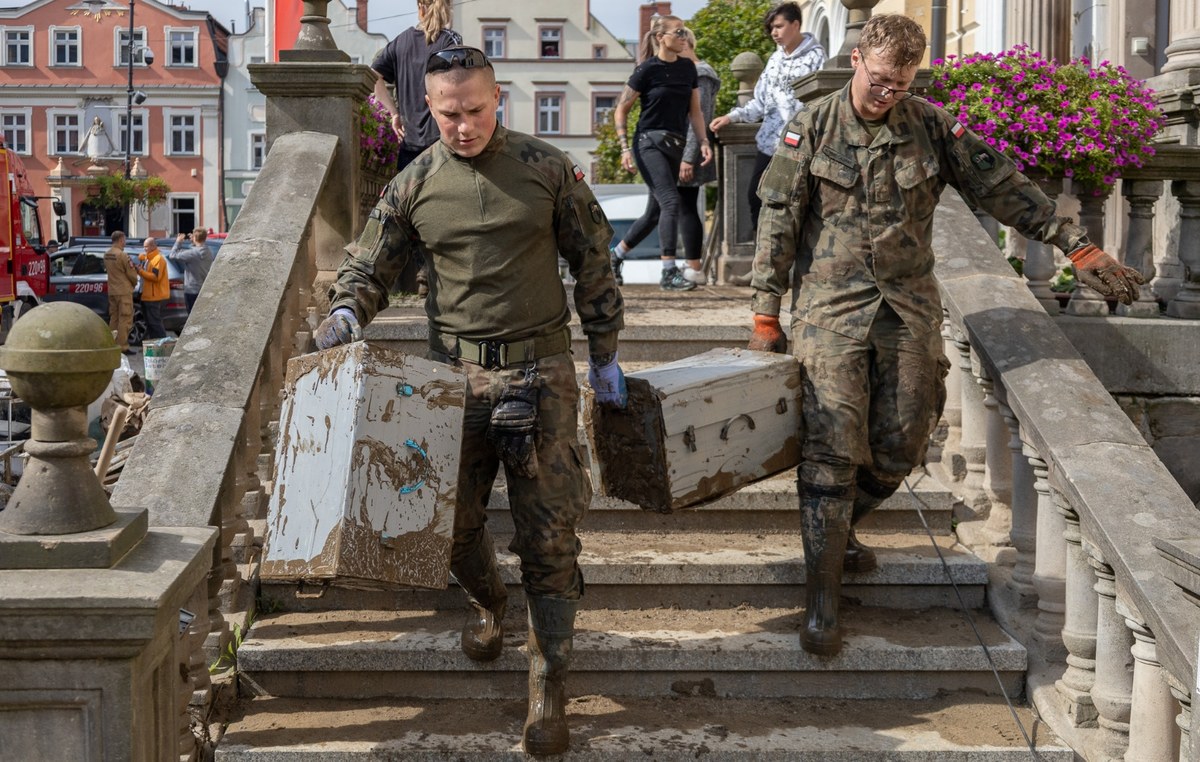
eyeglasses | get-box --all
[860,61,914,101]
[660,28,688,38]
[427,46,492,74]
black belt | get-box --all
[433,327,571,370]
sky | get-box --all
[184,0,710,42]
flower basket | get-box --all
[927,46,1166,195]
[358,95,400,223]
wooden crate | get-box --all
[582,348,803,512]
[262,342,466,589]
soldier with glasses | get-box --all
[317,46,626,755]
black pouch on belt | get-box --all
[488,369,541,479]
[640,129,686,162]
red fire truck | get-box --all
[1,136,64,321]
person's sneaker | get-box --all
[660,266,696,291]
[683,266,706,285]
[609,249,624,286]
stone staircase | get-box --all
[214,286,1071,759]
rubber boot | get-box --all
[800,493,852,656]
[523,595,577,755]
[843,472,903,574]
[452,533,508,662]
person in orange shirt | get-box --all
[136,237,170,340]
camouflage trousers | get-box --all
[434,350,592,600]
[794,301,950,494]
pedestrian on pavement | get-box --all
[136,237,169,340]
[370,0,460,297]
[104,230,138,354]
[166,227,214,313]
[710,1,825,233]
[747,14,1144,658]
[676,27,721,284]
[610,14,714,292]
[316,46,626,755]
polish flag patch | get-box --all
[951,121,966,139]
[572,164,585,181]
[783,131,801,148]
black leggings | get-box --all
[678,186,703,262]
[625,132,685,259]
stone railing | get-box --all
[932,190,1200,762]
[110,131,338,755]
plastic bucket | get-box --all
[143,337,176,395]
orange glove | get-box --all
[748,314,787,353]
[1068,244,1144,305]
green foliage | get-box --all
[593,104,641,185]
[208,622,247,675]
[93,174,171,211]
[689,0,776,117]
[1050,265,1077,293]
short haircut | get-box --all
[193,228,207,243]
[111,230,126,243]
[764,2,803,35]
[858,14,927,69]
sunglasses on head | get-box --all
[427,46,492,74]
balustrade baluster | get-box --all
[1003,407,1036,608]
[1122,610,1180,761]
[1067,189,1114,316]
[1165,180,1200,318]
[1166,674,1193,762]
[1025,175,1064,313]
[1030,452,1066,661]
[937,317,965,483]
[979,368,1014,551]
[1055,492,1099,725]
[951,336,993,543]
[1119,179,1164,317]
[1090,548,1134,759]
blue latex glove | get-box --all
[588,352,627,409]
[315,308,362,350]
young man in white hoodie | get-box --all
[710,1,825,231]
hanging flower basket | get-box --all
[927,46,1166,195]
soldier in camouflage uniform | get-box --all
[316,47,627,755]
[746,15,1143,657]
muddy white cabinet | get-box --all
[262,342,465,589]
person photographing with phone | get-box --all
[166,227,214,314]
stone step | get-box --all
[486,471,956,534]
[237,604,1026,701]
[260,531,987,614]
[216,693,1071,760]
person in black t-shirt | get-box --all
[611,14,713,292]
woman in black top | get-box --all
[611,14,713,291]
[371,0,462,171]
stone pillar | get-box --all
[1122,611,1181,761]
[953,336,990,524]
[1002,408,1037,609]
[1166,180,1200,319]
[1166,674,1193,762]
[1119,179,1165,317]
[0,303,216,762]
[1024,175,1063,314]
[716,52,764,285]
[1056,494,1099,726]
[1006,0,1070,64]
[1066,189,1113,316]
[936,316,965,482]
[979,369,1014,546]
[1090,549,1134,760]
[1162,5,1200,77]
[829,0,881,68]
[1030,455,1066,662]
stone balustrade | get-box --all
[931,190,1200,762]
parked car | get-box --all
[156,234,223,258]
[43,244,187,345]
[595,184,702,285]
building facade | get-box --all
[451,0,636,181]
[0,0,228,239]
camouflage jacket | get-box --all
[330,126,624,355]
[750,82,1089,340]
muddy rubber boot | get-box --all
[452,535,508,662]
[843,472,903,574]
[800,494,852,656]
[523,595,577,755]
[843,527,877,574]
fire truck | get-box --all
[1,136,65,322]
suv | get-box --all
[44,244,187,345]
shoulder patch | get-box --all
[783,131,802,148]
[971,150,996,171]
[951,122,966,139]
[572,164,585,181]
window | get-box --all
[168,28,197,66]
[117,111,147,155]
[483,27,506,59]
[593,45,607,59]
[51,27,80,66]
[251,133,266,169]
[539,27,561,59]
[1,111,29,154]
[536,93,563,135]
[169,195,198,236]
[4,28,32,66]
[592,94,618,133]
[496,91,508,127]
[117,28,148,66]
[166,111,198,155]
[50,112,82,155]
